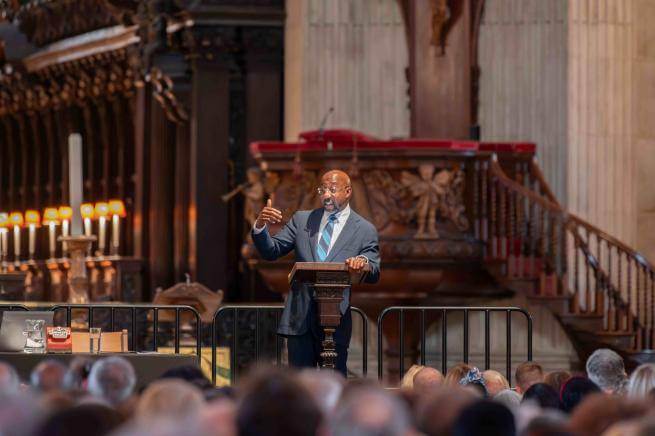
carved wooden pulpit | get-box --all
[288,262,368,370]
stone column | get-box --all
[285,0,410,141]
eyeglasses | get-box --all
[316,186,347,195]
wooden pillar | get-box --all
[189,59,230,292]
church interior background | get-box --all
[1,0,655,378]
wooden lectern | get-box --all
[288,261,368,370]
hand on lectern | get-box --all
[345,256,367,273]
[255,198,283,228]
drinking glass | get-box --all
[89,327,102,354]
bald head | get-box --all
[319,170,352,212]
[413,367,444,396]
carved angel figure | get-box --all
[401,164,452,238]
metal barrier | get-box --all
[49,304,202,362]
[0,304,30,311]
[377,307,533,382]
[211,305,369,384]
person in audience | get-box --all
[0,391,46,436]
[453,400,516,436]
[459,367,488,398]
[515,361,544,394]
[331,386,413,436]
[544,370,571,395]
[63,356,93,391]
[198,398,237,436]
[400,364,424,390]
[412,366,443,397]
[482,370,510,396]
[520,412,570,436]
[87,356,136,408]
[136,379,205,422]
[30,359,67,392]
[33,403,124,436]
[626,363,655,399]
[585,348,627,394]
[236,368,322,436]
[416,387,477,436]
[0,361,20,393]
[444,363,472,387]
[559,376,600,414]
[521,383,560,409]
[159,364,213,391]
[298,369,345,418]
[567,393,648,436]
[492,389,521,413]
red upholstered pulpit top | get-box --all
[250,129,536,155]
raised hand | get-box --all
[255,198,283,228]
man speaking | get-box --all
[252,170,380,376]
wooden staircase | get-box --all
[477,155,655,368]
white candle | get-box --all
[69,133,84,235]
[28,224,36,259]
[112,214,120,254]
[13,225,20,261]
[48,222,56,258]
[0,229,6,259]
[98,216,106,254]
[62,219,69,253]
[84,218,92,237]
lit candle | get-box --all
[58,206,72,256]
[94,202,109,255]
[42,208,60,259]
[0,212,8,263]
[25,210,40,260]
[80,203,94,237]
[68,134,84,235]
[9,212,23,263]
[108,200,126,255]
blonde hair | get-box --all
[400,365,425,389]
[482,370,510,396]
[136,379,205,420]
[627,363,655,398]
[444,363,472,387]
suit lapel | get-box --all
[326,210,361,262]
[305,208,323,261]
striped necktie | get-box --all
[316,213,338,261]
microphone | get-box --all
[318,107,334,141]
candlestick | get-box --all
[98,216,106,254]
[13,225,20,263]
[0,212,7,266]
[84,218,92,237]
[48,222,56,258]
[69,134,84,235]
[58,206,72,256]
[25,210,40,261]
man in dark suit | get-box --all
[252,170,380,376]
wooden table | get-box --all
[0,352,198,389]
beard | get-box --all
[323,198,338,211]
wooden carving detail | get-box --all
[429,0,464,55]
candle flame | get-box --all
[42,207,60,225]
[58,206,73,220]
[0,212,8,228]
[108,199,126,217]
[80,203,94,219]
[94,202,109,219]
[25,210,41,227]
[9,212,24,227]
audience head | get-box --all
[444,363,472,387]
[483,370,510,396]
[585,348,627,394]
[453,400,516,436]
[412,366,444,397]
[237,368,322,436]
[30,359,67,392]
[544,370,571,395]
[198,398,237,436]
[459,367,488,398]
[400,364,424,389]
[159,365,213,391]
[0,391,46,436]
[332,386,412,436]
[34,403,123,436]
[492,389,521,413]
[522,383,560,409]
[416,386,477,436]
[0,361,20,394]
[559,376,600,413]
[63,356,93,391]
[297,369,345,417]
[136,379,205,421]
[567,393,648,436]
[627,363,655,398]
[515,361,544,394]
[87,356,136,406]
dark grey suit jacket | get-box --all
[252,207,380,336]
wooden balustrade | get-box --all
[481,155,655,351]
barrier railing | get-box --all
[211,305,369,384]
[48,304,202,362]
[0,304,30,312]
[377,306,533,383]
